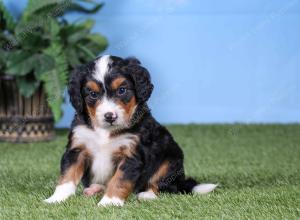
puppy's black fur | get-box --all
[46,55,215,205]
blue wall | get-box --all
[4,0,300,126]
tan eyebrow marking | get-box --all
[111,77,126,90]
[86,81,101,92]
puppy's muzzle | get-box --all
[104,112,118,124]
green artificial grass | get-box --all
[0,124,299,219]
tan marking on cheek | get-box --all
[111,77,126,90]
[105,163,134,199]
[149,161,169,193]
[85,81,102,126]
[86,81,101,92]
[117,96,137,121]
[86,100,101,124]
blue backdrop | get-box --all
[4,0,300,126]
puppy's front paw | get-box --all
[44,195,65,204]
[43,182,76,204]
[98,195,124,207]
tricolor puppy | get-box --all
[44,55,217,206]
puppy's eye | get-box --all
[89,91,98,99]
[117,87,127,96]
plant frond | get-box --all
[0,1,16,32]
[23,0,103,20]
[23,0,63,19]
[40,42,68,122]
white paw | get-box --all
[44,195,66,204]
[137,190,157,201]
[44,182,76,204]
[98,195,124,207]
[192,183,218,194]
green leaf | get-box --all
[15,17,42,40]
[19,32,46,51]
[65,1,103,14]
[76,44,96,59]
[49,19,60,39]
[62,20,95,44]
[86,33,108,50]
[2,0,108,122]
[65,48,81,68]
[34,54,56,79]
[16,75,40,98]
[14,18,45,49]
[78,19,95,30]
[6,51,55,78]
[0,1,16,32]
[77,34,108,59]
[40,42,68,122]
[23,0,103,19]
[67,28,89,44]
[6,51,35,76]
[23,0,63,19]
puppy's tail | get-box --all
[178,177,218,194]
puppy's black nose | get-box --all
[104,112,117,123]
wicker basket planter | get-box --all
[0,75,55,142]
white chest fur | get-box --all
[72,125,137,185]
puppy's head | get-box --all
[68,55,153,129]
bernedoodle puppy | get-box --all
[44,55,217,206]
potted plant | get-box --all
[0,0,108,142]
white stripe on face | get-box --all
[93,55,111,83]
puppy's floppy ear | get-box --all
[127,58,154,103]
[68,66,85,113]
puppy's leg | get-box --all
[98,168,133,207]
[98,159,140,207]
[137,161,170,201]
[44,147,89,203]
